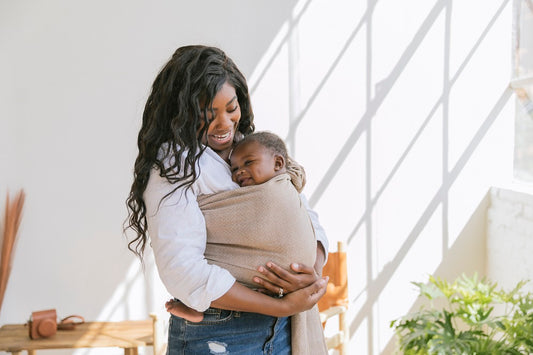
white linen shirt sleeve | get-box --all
[144,151,237,312]
[300,194,329,262]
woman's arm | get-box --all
[315,241,326,276]
[145,169,236,311]
[211,277,328,317]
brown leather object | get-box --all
[57,315,85,330]
[317,244,349,311]
[28,310,85,339]
[29,309,57,339]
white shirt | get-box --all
[144,146,329,311]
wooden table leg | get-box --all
[124,347,138,355]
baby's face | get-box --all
[230,141,282,187]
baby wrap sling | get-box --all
[199,173,328,355]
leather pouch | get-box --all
[29,309,57,339]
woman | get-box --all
[126,45,328,354]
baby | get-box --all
[166,131,305,321]
[230,131,291,187]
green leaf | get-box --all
[391,274,533,355]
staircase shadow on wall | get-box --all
[381,190,490,355]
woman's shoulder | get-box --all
[152,143,237,195]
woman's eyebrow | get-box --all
[210,96,237,111]
[226,96,238,107]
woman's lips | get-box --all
[209,131,232,144]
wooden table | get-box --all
[0,318,156,355]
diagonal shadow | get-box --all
[324,1,511,351]
[380,189,490,354]
[246,0,511,352]
[348,86,513,340]
[347,94,442,245]
[308,0,449,207]
[249,0,314,96]
[440,0,452,257]
[286,2,377,138]
[345,0,511,246]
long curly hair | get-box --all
[125,45,255,259]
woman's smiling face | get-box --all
[200,81,241,160]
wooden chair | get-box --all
[318,241,349,354]
[150,313,167,355]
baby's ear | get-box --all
[274,155,285,171]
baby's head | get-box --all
[230,131,288,187]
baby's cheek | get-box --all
[231,173,239,184]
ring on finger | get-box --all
[278,287,284,298]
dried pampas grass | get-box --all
[0,190,25,315]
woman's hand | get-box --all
[253,242,327,296]
[253,262,319,296]
[211,275,328,318]
[278,276,329,316]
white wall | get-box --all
[0,1,522,354]
[487,186,533,292]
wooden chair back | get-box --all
[318,241,349,354]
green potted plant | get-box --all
[390,274,533,354]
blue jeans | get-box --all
[167,308,291,354]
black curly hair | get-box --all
[125,45,255,259]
